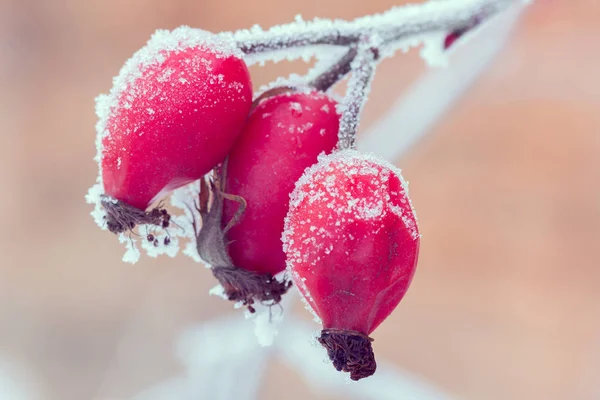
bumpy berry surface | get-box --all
[283,150,420,335]
[100,28,252,210]
[223,91,340,275]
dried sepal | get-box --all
[318,329,377,381]
[100,195,171,234]
[195,162,292,312]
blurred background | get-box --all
[1,0,599,399]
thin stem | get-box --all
[236,0,519,58]
[309,47,358,92]
[337,39,379,150]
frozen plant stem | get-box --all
[337,40,378,150]
[236,0,519,58]
[309,47,357,92]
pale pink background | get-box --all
[0,1,599,399]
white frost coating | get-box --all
[234,0,520,65]
[93,26,241,186]
[118,233,141,264]
[253,305,284,347]
[170,181,204,264]
[282,149,419,300]
[140,232,180,258]
[246,271,290,347]
[85,182,108,230]
[286,150,418,237]
[420,32,451,67]
[90,179,200,264]
[87,27,240,262]
[336,38,379,149]
[208,284,228,300]
[306,46,349,86]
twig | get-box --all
[236,0,519,59]
[310,47,358,92]
[337,38,379,150]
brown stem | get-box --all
[318,328,377,381]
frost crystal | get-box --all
[208,284,228,300]
[253,305,284,347]
[118,233,141,264]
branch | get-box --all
[310,47,358,92]
[235,0,521,60]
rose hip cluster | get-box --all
[91,23,428,381]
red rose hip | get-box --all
[224,91,340,274]
[283,150,420,380]
[206,90,340,309]
[97,27,252,232]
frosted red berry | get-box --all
[99,28,252,212]
[202,90,340,309]
[223,90,340,276]
[283,150,420,380]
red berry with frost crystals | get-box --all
[282,150,420,380]
[223,91,340,276]
[100,27,252,210]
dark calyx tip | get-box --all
[100,195,170,234]
[318,328,377,381]
[211,266,293,312]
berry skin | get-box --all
[222,91,340,276]
[283,150,420,380]
[100,28,253,211]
